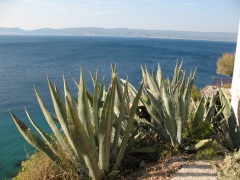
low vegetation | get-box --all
[195,140,223,160]
[14,146,78,180]
[11,63,240,179]
[216,52,235,76]
[216,150,240,179]
[191,85,202,102]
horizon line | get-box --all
[0,26,237,34]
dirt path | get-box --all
[171,161,218,180]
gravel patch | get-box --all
[171,161,218,180]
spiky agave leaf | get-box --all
[99,74,116,173]
[65,96,104,180]
[175,95,185,144]
[156,63,163,91]
[25,109,58,155]
[146,89,177,145]
[142,66,158,92]
[78,70,97,157]
[92,72,99,139]
[140,93,170,142]
[48,79,79,157]
[112,83,143,171]
[9,111,61,167]
[34,86,73,157]
[219,88,240,149]
[192,97,205,126]
[111,78,128,163]
[120,78,144,106]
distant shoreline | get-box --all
[0,34,237,43]
[0,27,237,42]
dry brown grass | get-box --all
[14,146,81,180]
[216,150,240,179]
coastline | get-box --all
[0,34,237,43]
[0,27,237,42]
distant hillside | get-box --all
[0,27,237,42]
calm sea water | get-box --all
[0,35,236,179]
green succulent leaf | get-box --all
[10,111,61,166]
[99,74,116,172]
[78,70,97,156]
[34,86,73,157]
[66,97,103,179]
[111,78,128,163]
[25,108,57,155]
[113,83,143,171]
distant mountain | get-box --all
[0,27,237,42]
[0,27,26,35]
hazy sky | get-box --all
[0,0,239,32]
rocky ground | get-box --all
[171,161,218,180]
[118,154,221,180]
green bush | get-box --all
[216,53,235,76]
[182,118,214,145]
[196,141,221,160]
[191,85,202,102]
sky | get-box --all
[0,0,240,33]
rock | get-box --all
[140,160,146,168]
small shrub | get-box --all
[216,53,235,76]
[191,85,202,102]
[183,118,214,145]
[196,148,216,160]
[14,150,79,180]
[196,141,221,160]
[14,152,59,180]
[216,150,240,179]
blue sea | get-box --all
[0,35,236,179]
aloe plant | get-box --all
[10,68,143,180]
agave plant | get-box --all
[212,88,240,151]
[125,62,217,149]
[183,95,223,150]
[133,62,196,146]
[10,67,143,180]
[126,62,240,151]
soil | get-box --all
[118,153,195,179]
[171,160,218,180]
